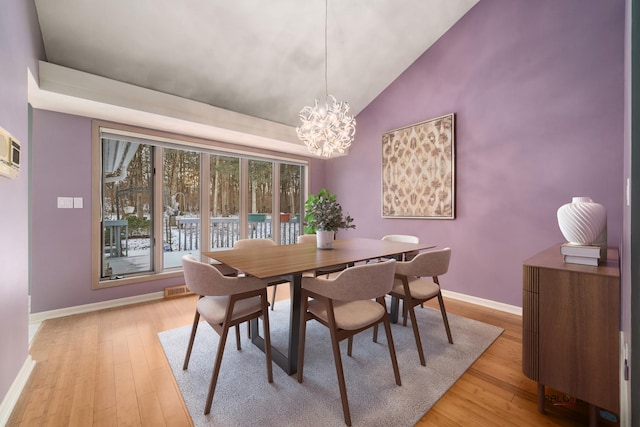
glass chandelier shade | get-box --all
[296,95,356,158]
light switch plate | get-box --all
[73,197,83,209]
[627,178,630,207]
[57,197,73,209]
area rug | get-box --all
[158,300,503,427]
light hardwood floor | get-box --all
[9,287,618,426]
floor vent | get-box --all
[164,285,193,299]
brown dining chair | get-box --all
[297,260,401,426]
[381,234,420,261]
[234,238,288,311]
[391,247,453,366]
[381,234,423,315]
[181,254,273,414]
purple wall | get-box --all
[0,0,44,404]
[326,0,625,307]
[30,111,185,312]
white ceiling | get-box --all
[31,0,478,153]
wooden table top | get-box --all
[202,237,435,279]
[523,243,620,278]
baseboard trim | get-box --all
[442,289,522,316]
[0,355,35,426]
[27,289,521,324]
[29,291,165,324]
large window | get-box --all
[163,148,201,269]
[101,140,154,278]
[280,163,303,244]
[93,123,308,288]
[209,154,240,249]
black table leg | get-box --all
[251,273,301,375]
[390,295,400,323]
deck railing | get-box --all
[175,216,301,251]
[105,215,302,257]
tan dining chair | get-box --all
[210,260,238,277]
[382,234,420,261]
[391,247,453,366]
[297,260,401,426]
[181,254,273,414]
[367,234,419,264]
[234,238,288,311]
[297,234,350,278]
[381,234,423,314]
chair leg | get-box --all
[204,314,233,415]
[372,324,379,343]
[261,292,274,383]
[381,313,402,386]
[402,299,409,327]
[183,309,200,370]
[437,292,454,344]
[329,324,352,426]
[235,324,241,350]
[347,336,353,356]
[271,285,277,310]
[407,303,426,366]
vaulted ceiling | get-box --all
[32,0,478,153]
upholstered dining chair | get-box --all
[234,238,288,311]
[209,260,238,277]
[381,234,420,261]
[181,255,273,415]
[381,234,423,313]
[297,234,350,278]
[297,260,401,426]
[391,247,453,366]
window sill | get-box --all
[93,269,184,289]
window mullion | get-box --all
[200,153,211,261]
[239,158,249,239]
[153,146,164,272]
[273,162,281,244]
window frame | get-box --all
[91,120,309,289]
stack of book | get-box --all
[560,243,605,266]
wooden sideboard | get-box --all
[522,243,620,421]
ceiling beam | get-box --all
[28,61,312,157]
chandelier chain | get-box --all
[324,0,328,100]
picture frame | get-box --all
[382,113,455,219]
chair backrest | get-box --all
[234,238,276,249]
[382,234,419,261]
[302,260,396,301]
[297,234,316,244]
[182,255,266,296]
[382,234,419,244]
[395,247,451,278]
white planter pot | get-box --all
[316,230,334,250]
[557,197,607,245]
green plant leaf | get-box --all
[303,188,355,233]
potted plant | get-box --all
[304,188,355,249]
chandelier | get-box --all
[296,0,356,158]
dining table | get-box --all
[202,237,435,375]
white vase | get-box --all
[316,230,334,250]
[557,197,607,245]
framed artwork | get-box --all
[382,113,455,219]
